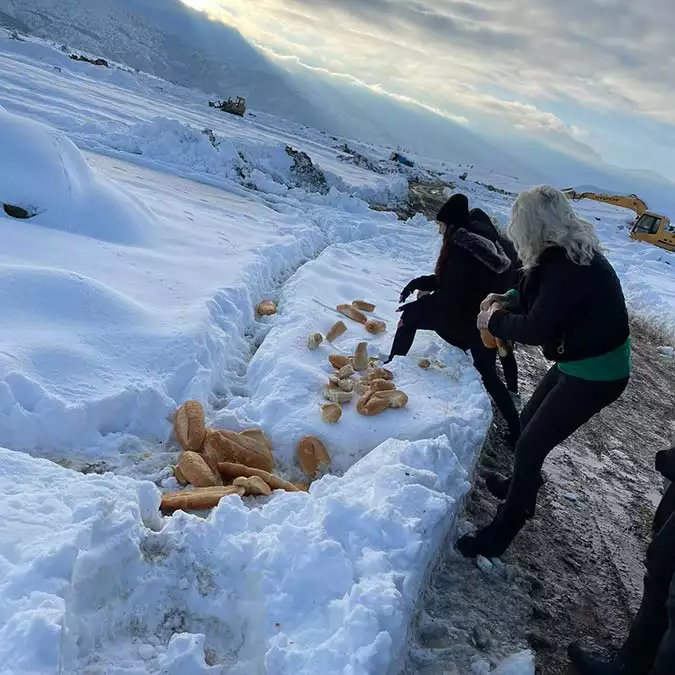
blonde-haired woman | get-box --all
[457,185,631,559]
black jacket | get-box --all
[489,247,629,362]
[401,223,513,340]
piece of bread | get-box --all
[353,342,369,371]
[203,429,274,473]
[308,333,323,350]
[419,359,431,369]
[174,400,206,451]
[297,436,332,478]
[352,300,376,312]
[326,321,347,342]
[356,392,390,416]
[369,378,396,392]
[374,389,409,409]
[218,461,301,492]
[233,475,272,496]
[239,428,273,454]
[336,304,368,324]
[256,300,277,316]
[176,451,222,487]
[329,354,351,370]
[365,319,386,335]
[160,485,245,512]
[321,403,342,423]
[323,384,354,404]
[368,367,393,381]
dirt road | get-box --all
[404,321,675,674]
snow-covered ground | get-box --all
[1,27,673,675]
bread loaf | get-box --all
[336,304,368,324]
[203,429,274,473]
[356,392,390,416]
[177,451,222,487]
[174,400,206,451]
[161,485,245,512]
[233,475,272,496]
[218,462,301,492]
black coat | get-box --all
[401,223,513,342]
[489,247,629,362]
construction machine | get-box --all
[562,188,675,252]
[208,96,246,117]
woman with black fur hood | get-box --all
[387,193,521,444]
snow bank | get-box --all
[0,424,483,674]
[0,109,154,245]
[214,230,489,480]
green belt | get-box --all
[558,336,632,381]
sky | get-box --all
[180,0,675,181]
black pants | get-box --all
[616,483,675,675]
[388,317,520,438]
[504,366,628,517]
[499,345,519,394]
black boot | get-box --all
[567,643,621,675]
[484,471,510,500]
[456,504,528,559]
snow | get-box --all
[0,25,672,675]
[0,433,481,674]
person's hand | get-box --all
[400,280,418,303]
[477,309,492,330]
[480,293,510,312]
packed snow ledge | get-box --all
[0,110,504,674]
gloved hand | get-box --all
[480,293,511,312]
[399,280,417,303]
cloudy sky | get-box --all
[182,0,675,179]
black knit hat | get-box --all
[437,193,470,227]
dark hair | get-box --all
[435,194,470,279]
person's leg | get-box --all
[499,345,519,394]
[650,574,675,675]
[458,373,628,558]
[470,341,521,444]
[484,366,561,499]
[387,323,419,360]
[569,505,675,675]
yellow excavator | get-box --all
[562,188,675,252]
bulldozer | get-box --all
[562,188,675,252]
[208,96,246,117]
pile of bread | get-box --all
[163,401,332,513]
[306,299,408,422]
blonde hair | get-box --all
[508,185,601,268]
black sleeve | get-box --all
[434,248,472,299]
[410,275,438,292]
[488,264,576,345]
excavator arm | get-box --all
[562,188,649,216]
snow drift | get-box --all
[0,108,154,245]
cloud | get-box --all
[186,0,675,171]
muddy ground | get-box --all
[403,320,675,675]
[399,183,675,674]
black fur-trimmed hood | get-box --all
[452,227,512,274]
